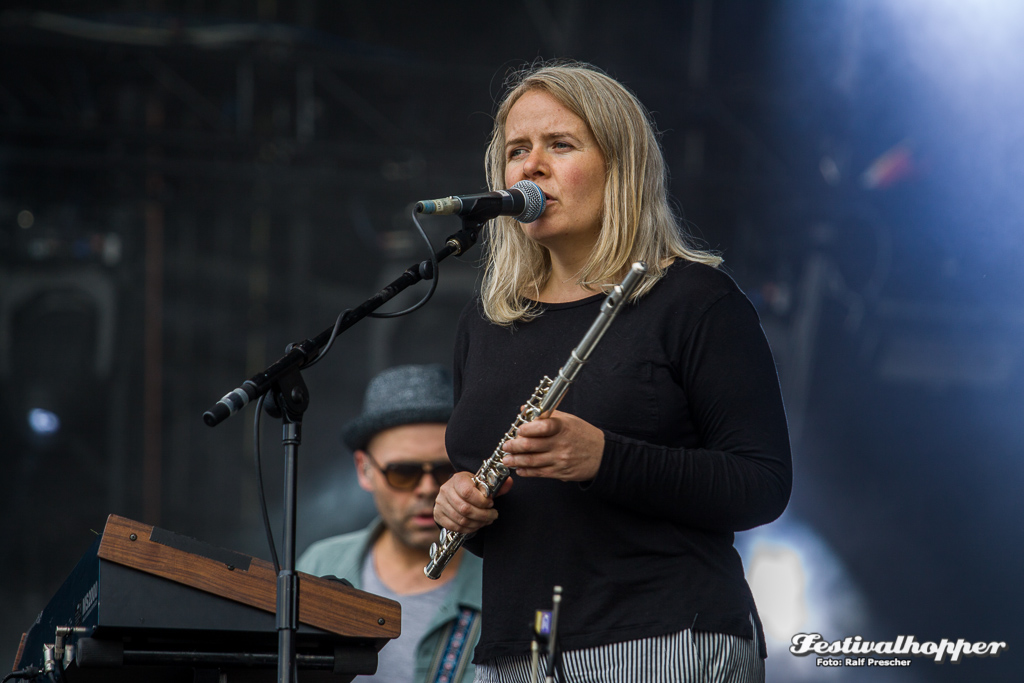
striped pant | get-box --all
[474,629,764,683]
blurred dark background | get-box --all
[1,1,1021,681]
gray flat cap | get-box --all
[341,364,453,451]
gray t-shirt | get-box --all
[360,548,454,682]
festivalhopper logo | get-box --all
[790,633,1007,667]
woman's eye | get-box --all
[553,141,572,150]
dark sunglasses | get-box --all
[365,452,456,490]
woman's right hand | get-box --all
[433,471,513,534]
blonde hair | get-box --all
[481,60,722,325]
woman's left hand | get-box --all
[501,410,605,482]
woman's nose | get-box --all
[521,149,546,177]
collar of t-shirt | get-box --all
[359,547,455,682]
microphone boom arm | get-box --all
[202,217,486,427]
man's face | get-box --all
[355,423,450,552]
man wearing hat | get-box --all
[298,364,481,683]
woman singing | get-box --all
[434,61,792,683]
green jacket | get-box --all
[297,519,482,683]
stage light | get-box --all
[27,408,60,436]
[738,520,867,643]
[748,544,808,639]
[1,271,116,452]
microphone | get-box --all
[416,180,545,223]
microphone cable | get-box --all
[254,204,444,571]
[304,205,438,369]
[253,392,281,575]
[2,666,40,682]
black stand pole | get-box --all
[264,367,308,683]
[278,419,300,683]
[203,217,486,683]
[544,586,562,683]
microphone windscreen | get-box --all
[511,180,545,223]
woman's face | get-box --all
[503,89,607,257]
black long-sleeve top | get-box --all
[445,260,792,664]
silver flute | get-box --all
[425,261,648,579]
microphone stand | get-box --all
[528,586,563,683]
[202,217,486,683]
[544,586,563,683]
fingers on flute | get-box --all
[435,473,499,532]
[515,417,560,438]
